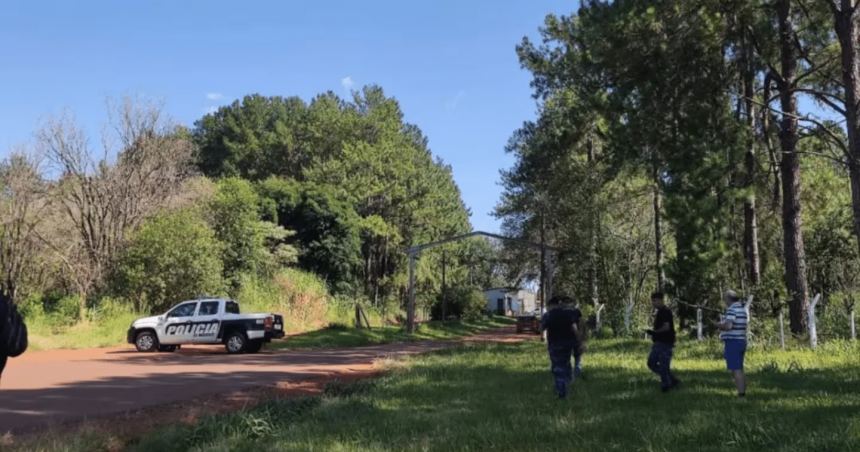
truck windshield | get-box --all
[225,301,240,314]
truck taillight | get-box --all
[264,316,273,328]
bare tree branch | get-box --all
[794,88,848,115]
[33,94,196,309]
[735,90,850,155]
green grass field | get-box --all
[14,335,860,452]
[269,316,516,350]
[24,305,513,352]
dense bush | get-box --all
[430,286,487,321]
[109,209,225,313]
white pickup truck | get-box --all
[126,297,285,354]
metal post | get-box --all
[407,252,416,334]
[696,308,703,340]
[442,251,447,322]
[809,293,820,349]
[545,251,553,303]
[779,309,785,350]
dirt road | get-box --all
[0,326,530,434]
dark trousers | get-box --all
[647,341,678,388]
[548,340,579,396]
[0,354,6,379]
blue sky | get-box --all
[0,0,581,234]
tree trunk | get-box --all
[653,165,666,292]
[776,0,810,334]
[831,3,860,259]
[539,213,547,309]
[762,74,781,213]
[743,37,761,286]
[589,137,599,308]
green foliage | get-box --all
[255,177,362,294]
[110,209,224,313]
[267,316,514,350]
[193,85,482,311]
[430,286,487,321]
[26,336,860,452]
[208,177,297,290]
[236,268,334,332]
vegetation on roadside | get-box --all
[4,87,513,352]
[10,336,860,452]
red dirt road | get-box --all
[0,326,532,434]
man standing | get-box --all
[541,295,584,398]
[717,290,747,397]
[645,292,680,392]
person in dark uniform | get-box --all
[541,295,584,398]
[645,291,681,392]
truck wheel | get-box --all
[245,339,263,354]
[224,331,247,354]
[135,331,158,352]
[157,345,177,352]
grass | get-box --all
[11,335,860,452]
[24,312,512,352]
[269,316,517,350]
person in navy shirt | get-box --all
[645,292,681,392]
[541,295,584,398]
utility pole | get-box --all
[442,250,447,322]
[407,251,416,333]
[540,212,547,313]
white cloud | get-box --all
[206,93,222,100]
[341,76,354,91]
[445,91,466,112]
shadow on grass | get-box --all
[269,317,516,350]
[120,341,860,452]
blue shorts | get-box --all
[723,340,747,371]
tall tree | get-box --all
[35,95,195,317]
[0,152,49,302]
[773,0,811,332]
[822,1,860,261]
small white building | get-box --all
[483,287,537,316]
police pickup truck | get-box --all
[127,297,284,354]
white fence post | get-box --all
[696,308,703,340]
[851,309,856,341]
[625,303,634,333]
[596,303,605,334]
[808,293,821,349]
[744,295,753,342]
[779,310,785,350]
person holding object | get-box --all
[717,290,747,397]
[540,295,584,398]
[645,292,680,392]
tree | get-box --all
[207,177,296,290]
[819,1,860,264]
[772,0,812,333]
[0,151,49,303]
[111,209,224,313]
[194,86,474,311]
[256,177,362,294]
[34,94,195,318]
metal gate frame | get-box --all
[405,231,560,333]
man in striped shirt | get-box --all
[717,290,747,397]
